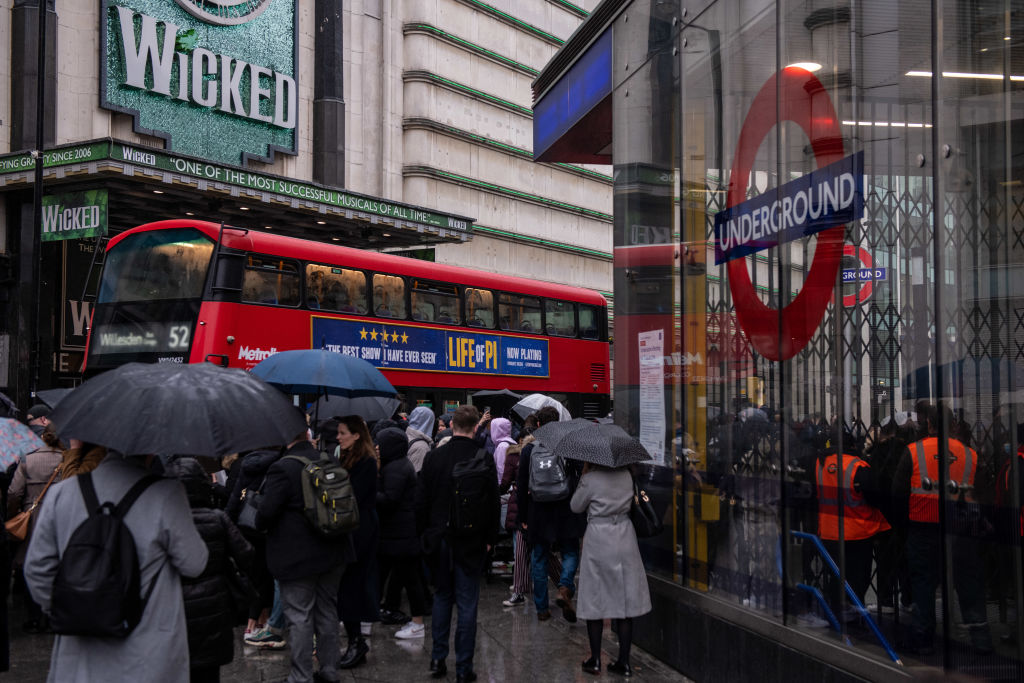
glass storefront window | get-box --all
[609,0,1024,676]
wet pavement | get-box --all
[7,577,689,682]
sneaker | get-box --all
[380,609,411,625]
[244,625,271,644]
[503,593,526,607]
[250,630,287,650]
[395,622,425,639]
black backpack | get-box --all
[528,440,570,502]
[448,449,493,537]
[49,472,161,638]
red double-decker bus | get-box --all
[84,219,610,417]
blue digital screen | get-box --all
[311,317,549,377]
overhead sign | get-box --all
[718,67,856,361]
[840,245,884,307]
[101,0,298,165]
[0,140,474,238]
[714,152,863,264]
[41,190,108,242]
[311,317,549,378]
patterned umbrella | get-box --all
[0,418,45,469]
[544,422,652,469]
[510,393,572,422]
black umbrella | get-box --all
[36,387,73,410]
[49,362,306,457]
[539,421,652,469]
[471,388,523,418]
[531,418,597,450]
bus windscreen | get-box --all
[98,228,214,303]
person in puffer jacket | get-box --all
[165,456,254,683]
[405,406,435,473]
[489,418,516,483]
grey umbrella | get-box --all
[544,422,652,468]
[510,393,572,422]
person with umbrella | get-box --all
[533,419,653,677]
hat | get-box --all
[26,403,51,421]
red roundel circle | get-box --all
[841,245,874,307]
[726,67,845,361]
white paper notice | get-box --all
[638,329,665,465]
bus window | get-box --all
[544,300,576,337]
[242,256,300,306]
[307,264,366,314]
[373,274,405,318]
[579,305,600,339]
[411,280,461,324]
[98,228,214,303]
[465,288,493,328]
[498,294,541,332]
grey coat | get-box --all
[570,468,652,620]
[25,454,208,683]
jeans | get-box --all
[269,581,285,631]
[430,542,482,675]
[531,539,580,613]
[279,564,346,683]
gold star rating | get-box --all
[400,332,408,344]
[369,329,379,341]
[359,328,368,340]
[391,331,399,342]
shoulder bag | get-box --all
[629,476,664,538]
[5,467,60,541]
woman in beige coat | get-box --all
[570,463,651,677]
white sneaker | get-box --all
[360,621,372,637]
[395,622,425,639]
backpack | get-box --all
[528,440,570,502]
[448,448,494,537]
[284,455,359,537]
[49,472,161,638]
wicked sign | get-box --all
[101,0,298,165]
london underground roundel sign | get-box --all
[714,67,864,361]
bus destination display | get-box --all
[312,317,549,377]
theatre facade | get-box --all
[534,0,1023,680]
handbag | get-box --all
[236,487,263,532]
[5,467,60,542]
[629,477,664,538]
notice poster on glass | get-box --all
[638,329,665,465]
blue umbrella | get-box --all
[250,349,397,398]
[0,418,46,469]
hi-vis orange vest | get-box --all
[907,437,976,523]
[816,453,890,541]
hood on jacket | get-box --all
[240,448,283,477]
[376,427,410,464]
[163,455,213,507]
[408,406,435,437]
[489,418,514,445]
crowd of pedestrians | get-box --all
[0,394,654,682]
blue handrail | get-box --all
[790,531,903,665]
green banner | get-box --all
[0,140,473,234]
[41,189,109,242]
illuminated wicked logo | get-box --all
[101,0,297,165]
[174,0,274,25]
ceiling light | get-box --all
[331,237,340,241]
[785,62,822,72]
[981,48,989,52]
[907,69,1022,81]
[185,211,194,216]
[239,206,249,211]
[264,225,273,230]
[152,189,164,194]
[382,233,392,237]
[1005,36,1012,41]
[842,119,932,128]
[316,220,326,225]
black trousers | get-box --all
[379,553,429,617]
[822,537,874,609]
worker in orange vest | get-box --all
[893,403,993,656]
[815,427,890,611]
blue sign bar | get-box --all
[311,317,549,377]
[714,151,865,265]
[841,267,887,282]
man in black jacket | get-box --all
[259,429,354,683]
[415,405,499,683]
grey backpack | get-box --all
[528,441,570,502]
